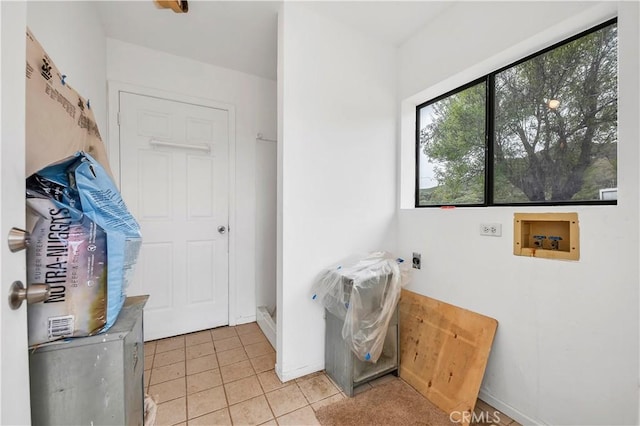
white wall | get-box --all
[255,72,278,314]
[397,2,639,425]
[277,3,397,381]
[27,1,107,138]
[255,138,277,312]
[106,39,277,325]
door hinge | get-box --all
[117,112,121,126]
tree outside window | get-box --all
[417,20,617,207]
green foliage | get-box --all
[418,22,617,205]
[419,83,486,204]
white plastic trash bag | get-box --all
[311,252,408,363]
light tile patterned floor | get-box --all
[145,322,339,425]
[145,323,520,426]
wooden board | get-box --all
[399,289,498,426]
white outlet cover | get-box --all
[480,223,502,236]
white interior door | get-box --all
[0,2,31,424]
[119,91,229,341]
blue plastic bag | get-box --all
[26,152,141,345]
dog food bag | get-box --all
[26,152,141,346]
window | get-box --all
[416,19,618,207]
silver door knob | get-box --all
[7,227,29,252]
[8,281,50,310]
[217,226,227,234]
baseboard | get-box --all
[276,361,324,383]
[256,306,276,349]
[478,388,543,425]
[232,315,257,326]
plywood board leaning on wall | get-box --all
[25,28,113,178]
[399,289,498,426]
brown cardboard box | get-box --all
[25,28,113,178]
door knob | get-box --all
[7,227,29,252]
[8,281,49,310]
[217,226,227,234]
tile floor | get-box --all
[145,322,335,425]
[144,323,520,426]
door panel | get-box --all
[187,156,215,217]
[140,243,173,309]
[119,92,229,340]
[140,151,172,217]
[186,241,215,303]
[138,110,172,138]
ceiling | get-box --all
[96,1,453,81]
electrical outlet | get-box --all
[412,252,421,269]
[480,223,502,237]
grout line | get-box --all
[219,376,231,423]
[182,392,188,425]
[256,369,269,396]
[299,381,312,406]
[262,383,279,424]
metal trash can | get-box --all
[312,252,405,396]
[325,303,399,396]
[29,296,148,425]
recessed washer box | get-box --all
[514,212,579,261]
